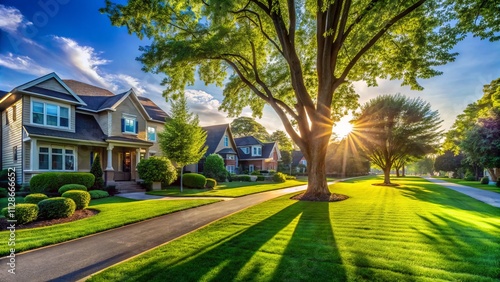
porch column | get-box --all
[30,138,37,170]
[135,148,142,182]
[105,144,115,186]
[145,148,150,159]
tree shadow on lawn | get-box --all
[412,213,500,279]
[397,182,500,217]
[128,200,346,281]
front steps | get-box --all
[115,181,145,193]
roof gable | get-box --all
[203,124,230,156]
[234,136,262,146]
[14,73,86,106]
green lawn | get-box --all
[148,179,308,197]
[434,177,500,194]
[89,176,500,282]
[0,196,220,256]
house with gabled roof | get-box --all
[0,72,169,188]
[292,150,307,173]
[186,123,239,174]
[235,136,281,173]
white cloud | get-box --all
[0,53,51,76]
[0,5,30,33]
[109,74,147,95]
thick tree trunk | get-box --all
[383,166,391,184]
[402,164,406,177]
[488,168,498,182]
[301,129,330,201]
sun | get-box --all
[333,115,354,139]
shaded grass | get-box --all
[89,176,500,282]
[148,179,308,197]
[434,177,500,194]
[0,196,220,256]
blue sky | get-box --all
[1,1,499,133]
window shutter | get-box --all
[121,118,125,132]
[135,120,139,134]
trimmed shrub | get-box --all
[24,193,48,204]
[62,191,91,210]
[273,172,287,183]
[233,175,251,182]
[30,172,94,193]
[205,178,217,189]
[256,176,265,181]
[0,188,7,198]
[1,204,38,224]
[203,154,228,182]
[464,172,475,181]
[90,154,105,190]
[89,190,110,199]
[38,197,76,219]
[183,173,206,188]
[251,171,261,175]
[58,184,88,195]
[285,175,297,180]
[481,176,490,184]
[137,157,177,185]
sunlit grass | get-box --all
[89,176,500,281]
[147,179,308,197]
[0,196,220,256]
[435,177,500,194]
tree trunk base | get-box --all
[291,192,349,202]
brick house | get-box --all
[235,136,281,172]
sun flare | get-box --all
[333,115,354,139]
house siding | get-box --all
[98,112,110,137]
[147,121,164,155]
[111,97,146,138]
[37,78,71,94]
[2,98,23,184]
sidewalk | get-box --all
[423,176,500,208]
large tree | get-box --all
[159,96,208,191]
[230,117,270,141]
[434,150,463,175]
[351,94,442,184]
[102,0,499,200]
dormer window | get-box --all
[252,146,262,156]
[224,135,229,147]
[32,100,69,128]
[241,147,249,154]
[122,116,138,134]
[147,126,156,141]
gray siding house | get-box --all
[0,73,169,187]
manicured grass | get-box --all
[435,177,500,194]
[148,179,308,197]
[90,176,500,282]
[0,196,220,256]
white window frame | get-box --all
[227,154,235,160]
[252,146,262,156]
[226,165,235,174]
[123,116,137,134]
[224,135,229,147]
[31,99,70,129]
[249,165,254,173]
[38,145,76,171]
[241,147,249,154]
[147,126,156,142]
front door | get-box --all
[115,151,132,181]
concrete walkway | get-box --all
[423,176,500,208]
[118,191,234,201]
[0,184,315,282]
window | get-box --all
[4,110,8,125]
[38,146,75,171]
[12,105,16,121]
[224,135,229,147]
[147,126,156,141]
[241,147,249,154]
[226,165,235,174]
[249,164,254,173]
[122,116,137,134]
[300,159,307,166]
[31,101,69,128]
[13,146,17,162]
[227,154,235,160]
[252,146,262,156]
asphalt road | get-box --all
[0,185,309,282]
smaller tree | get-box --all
[271,130,293,166]
[90,154,104,190]
[137,157,177,188]
[159,96,208,192]
[434,151,464,176]
[203,154,227,182]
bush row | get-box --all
[183,173,206,188]
[89,190,110,199]
[30,173,95,193]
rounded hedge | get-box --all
[0,188,7,198]
[24,193,49,205]
[38,197,76,219]
[203,154,227,182]
[205,178,217,189]
[480,177,489,184]
[273,172,287,183]
[62,190,91,210]
[183,173,206,188]
[1,203,38,224]
[137,157,177,185]
[463,172,475,181]
[58,184,88,195]
[30,172,95,193]
[89,190,110,199]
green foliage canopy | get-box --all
[203,154,228,182]
[230,117,270,141]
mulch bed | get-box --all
[291,193,349,202]
[0,209,99,231]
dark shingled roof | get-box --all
[138,96,169,122]
[106,136,153,146]
[63,80,114,97]
[234,136,262,146]
[24,113,106,142]
[292,150,305,166]
[78,92,127,111]
[216,148,237,154]
[203,124,230,156]
[24,86,80,103]
[237,140,277,160]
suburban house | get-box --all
[235,136,281,173]
[0,72,169,188]
[292,150,307,173]
[186,124,239,174]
